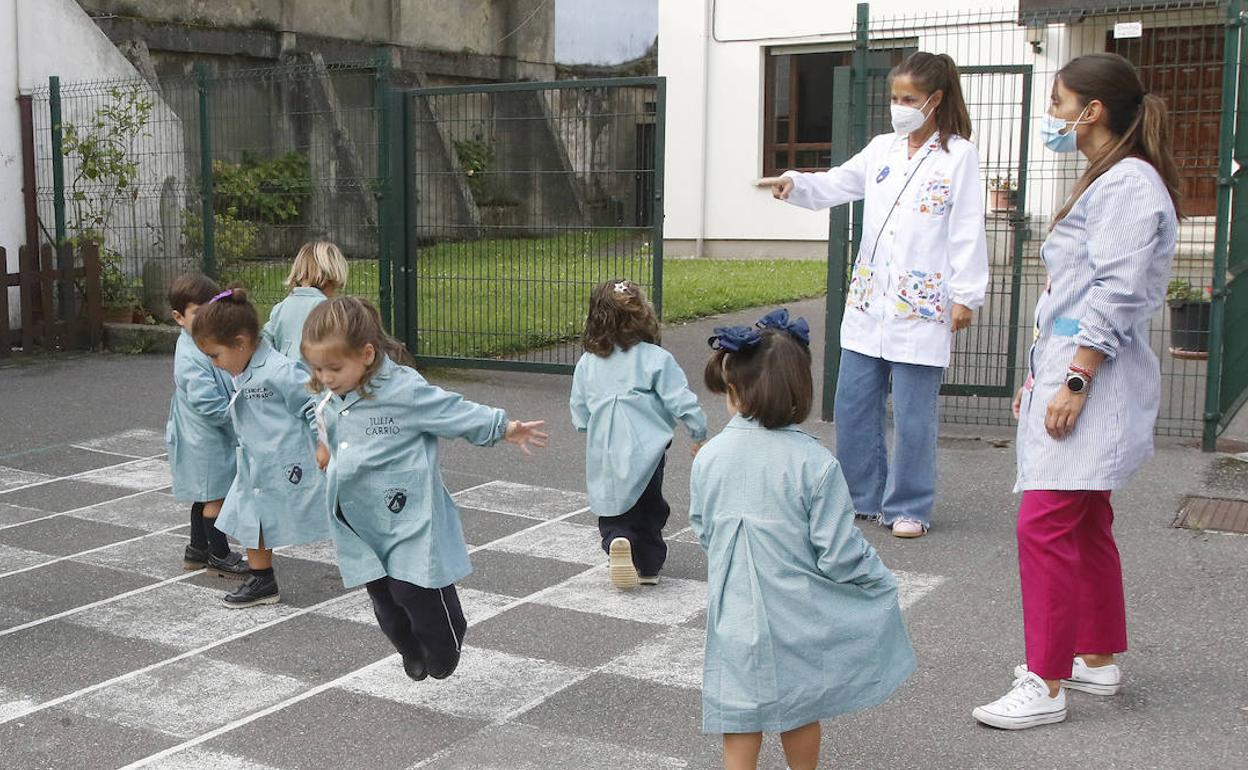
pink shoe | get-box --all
[891,519,926,538]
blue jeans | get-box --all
[833,349,943,527]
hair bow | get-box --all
[208,289,234,304]
[756,308,811,347]
[708,325,762,352]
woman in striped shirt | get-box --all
[973,53,1181,730]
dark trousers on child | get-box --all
[365,576,466,679]
[598,454,671,577]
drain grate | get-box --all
[1173,496,1248,534]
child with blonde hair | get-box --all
[262,240,349,365]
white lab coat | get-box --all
[783,132,989,368]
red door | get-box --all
[1108,24,1223,217]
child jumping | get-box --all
[570,279,706,589]
[301,296,547,681]
[166,273,248,577]
[691,309,916,770]
[193,287,331,608]
[262,240,349,365]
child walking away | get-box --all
[193,287,331,608]
[166,274,248,578]
[302,296,547,681]
[262,240,349,365]
[691,309,916,770]
[570,279,707,590]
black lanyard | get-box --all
[866,141,935,266]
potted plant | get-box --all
[989,174,1018,211]
[1167,278,1211,355]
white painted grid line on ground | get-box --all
[0,481,579,727]
[0,523,187,580]
[0,452,168,498]
[0,486,170,532]
[0,569,204,637]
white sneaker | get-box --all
[608,537,639,590]
[972,672,1067,730]
[1013,657,1122,696]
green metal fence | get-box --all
[32,59,387,322]
[825,2,1236,441]
[390,77,664,373]
[32,64,662,375]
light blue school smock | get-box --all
[166,329,237,502]
[1016,158,1178,492]
[690,415,916,734]
[261,286,327,366]
[321,356,508,589]
[569,342,708,515]
[215,340,330,549]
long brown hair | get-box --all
[582,279,660,357]
[301,295,415,396]
[1052,52,1182,225]
[890,51,972,151]
[703,330,812,429]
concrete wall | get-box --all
[77,0,556,63]
[1,0,156,327]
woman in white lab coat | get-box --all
[765,51,989,538]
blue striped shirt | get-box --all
[1015,158,1178,491]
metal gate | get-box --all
[381,77,665,374]
[823,2,1239,442]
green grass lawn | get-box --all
[224,232,827,359]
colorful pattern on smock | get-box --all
[690,415,915,734]
[166,329,237,502]
[570,342,707,516]
[917,176,952,216]
[894,269,946,322]
[215,340,329,548]
[322,356,508,589]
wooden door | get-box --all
[1108,24,1223,217]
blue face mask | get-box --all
[1040,107,1089,153]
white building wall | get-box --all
[1,0,178,328]
[659,0,1222,258]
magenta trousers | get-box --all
[1017,490,1128,680]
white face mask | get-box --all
[891,94,934,137]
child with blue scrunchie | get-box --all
[690,309,916,770]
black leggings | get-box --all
[598,454,671,576]
[365,577,467,679]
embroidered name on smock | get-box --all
[243,386,275,400]
[366,416,400,436]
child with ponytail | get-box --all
[193,287,330,608]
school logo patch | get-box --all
[285,464,303,485]
[384,488,408,514]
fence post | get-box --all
[375,50,394,333]
[822,66,854,422]
[1204,0,1244,451]
[652,76,666,319]
[196,64,217,278]
[49,76,67,246]
[82,242,103,350]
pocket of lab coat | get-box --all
[892,269,947,323]
[846,263,876,313]
[916,176,953,216]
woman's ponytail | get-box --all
[1138,92,1182,213]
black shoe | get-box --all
[221,572,280,608]
[427,651,461,681]
[207,550,250,579]
[183,544,211,570]
[402,654,428,682]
